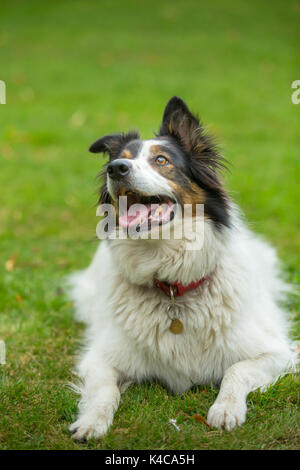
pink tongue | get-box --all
[119,204,151,228]
[118,202,174,229]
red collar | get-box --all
[154,276,207,298]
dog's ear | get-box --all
[158,96,202,153]
[159,96,226,173]
[159,96,215,158]
[89,134,122,154]
[89,131,140,159]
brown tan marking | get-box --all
[167,181,207,217]
[121,149,133,159]
[149,144,170,159]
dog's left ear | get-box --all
[89,133,123,154]
[89,131,140,159]
[158,96,211,156]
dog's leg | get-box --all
[207,351,291,431]
[69,348,121,441]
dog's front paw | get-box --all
[69,412,112,441]
[207,400,247,431]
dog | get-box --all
[68,96,294,441]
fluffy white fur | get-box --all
[68,203,294,440]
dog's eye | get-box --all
[155,155,168,166]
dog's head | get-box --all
[90,96,229,232]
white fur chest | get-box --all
[100,273,241,392]
[73,216,278,393]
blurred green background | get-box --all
[0,0,299,450]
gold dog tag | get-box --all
[170,318,183,334]
[167,286,183,334]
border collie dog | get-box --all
[69,97,294,441]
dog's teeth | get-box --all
[154,206,163,217]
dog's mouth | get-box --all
[117,188,176,232]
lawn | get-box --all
[0,0,299,450]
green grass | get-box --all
[0,0,299,450]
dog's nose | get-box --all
[107,159,131,180]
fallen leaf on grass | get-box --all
[5,253,18,271]
[176,410,212,430]
[15,294,23,304]
[193,414,211,429]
